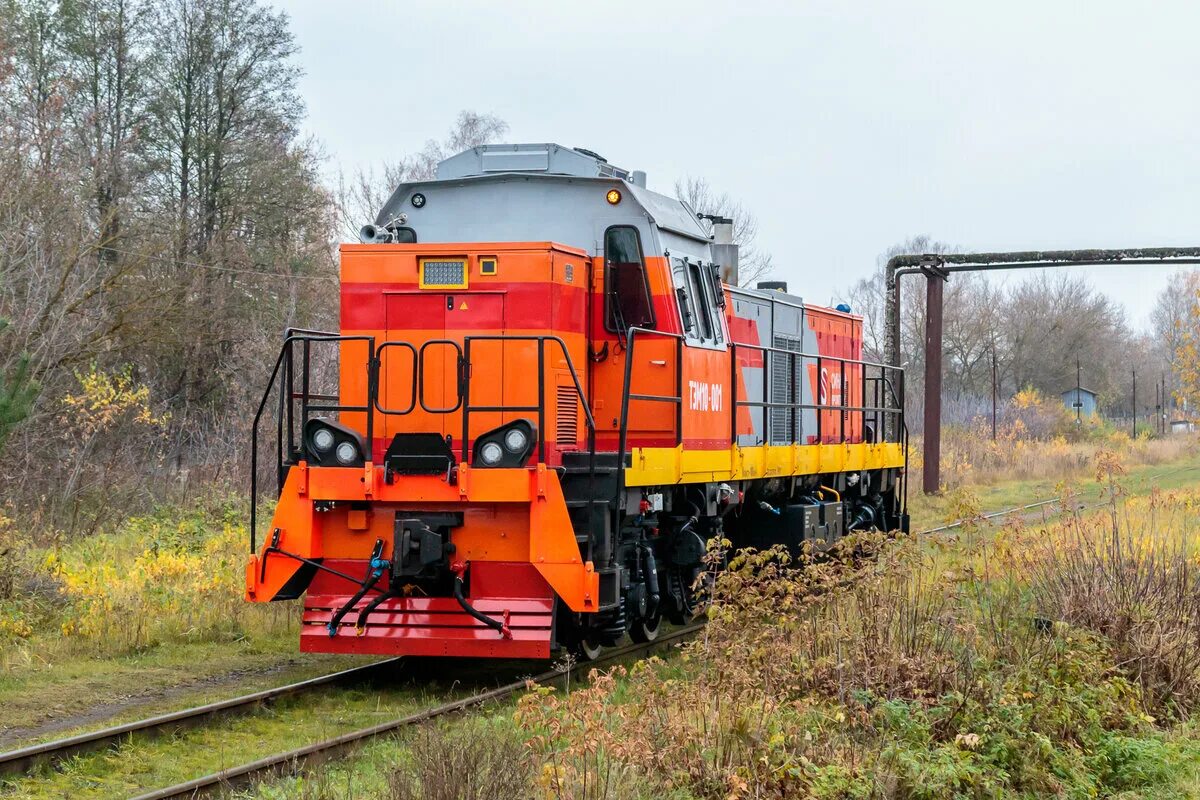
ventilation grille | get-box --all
[555,385,579,445]
[769,334,803,444]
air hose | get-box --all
[452,568,511,639]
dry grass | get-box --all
[916,426,1196,491]
[0,496,296,671]
[913,388,1198,490]
[386,721,534,800]
[516,453,1200,799]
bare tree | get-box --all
[841,235,959,364]
[1151,270,1200,371]
[673,176,773,287]
[337,110,508,238]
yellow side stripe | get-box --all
[624,442,906,487]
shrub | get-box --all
[386,720,534,800]
[519,457,1200,799]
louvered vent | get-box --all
[769,334,803,444]
[555,385,579,445]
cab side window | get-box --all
[674,257,724,346]
[604,226,655,333]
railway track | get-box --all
[0,657,400,779]
[129,623,703,800]
[0,624,700,797]
[5,469,1193,796]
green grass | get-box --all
[0,636,365,746]
[1,679,442,798]
[908,451,1200,532]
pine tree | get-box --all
[0,319,38,453]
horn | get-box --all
[358,224,392,244]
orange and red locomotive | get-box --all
[246,144,907,659]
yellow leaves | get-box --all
[0,616,33,638]
[49,514,253,649]
[59,364,169,445]
[1012,387,1044,410]
[955,732,983,750]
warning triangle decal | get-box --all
[459,301,468,310]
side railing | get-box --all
[727,342,905,447]
[615,328,907,512]
[250,332,596,552]
[250,330,376,552]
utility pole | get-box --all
[1080,359,1089,429]
[921,261,949,494]
[1156,374,1166,434]
[1132,368,1137,438]
[1152,379,1161,434]
[991,344,998,441]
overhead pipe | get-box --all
[883,246,1200,493]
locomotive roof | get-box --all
[374,143,713,258]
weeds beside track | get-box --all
[129,624,704,800]
[0,658,399,778]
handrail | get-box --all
[616,327,685,479]
[372,341,418,415]
[250,333,375,553]
[728,340,904,447]
[460,335,595,464]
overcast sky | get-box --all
[281,0,1198,330]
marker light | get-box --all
[606,189,622,205]
[312,428,335,452]
[503,427,529,453]
[479,441,504,466]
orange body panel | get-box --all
[246,461,598,612]
[247,235,888,659]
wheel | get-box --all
[573,633,604,661]
[629,613,661,643]
[666,565,701,625]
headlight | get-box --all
[335,441,359,465]
[303,419,368,467]
[472,420,536,468]
[479,441,504,466]
[503,427,528,453]
[312,428,335,452]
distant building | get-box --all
[1171,419,1196,435]
[1061,386,1098,417]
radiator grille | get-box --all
[769,334,803,444]
[555,385,579,445]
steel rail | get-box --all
[128,624,704,800]
[0,657,401,778]
[7,466,1191,790]
[921,463,1199,535]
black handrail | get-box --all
[253,332,598,555]
[728,340,905,447]
[372,341,418,415]
[616,327,685,480]
[250,332,375,553]
[459,335,596,464]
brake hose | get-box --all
[452,567,511,638]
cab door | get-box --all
[670,257,731,466]
[381,291,506,444]
[589,226,675,450]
